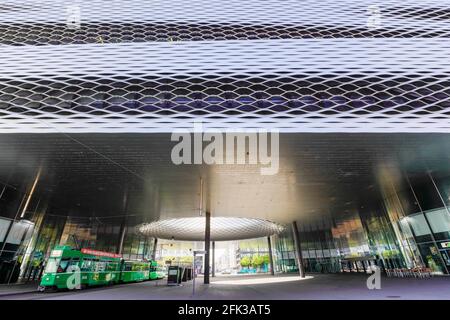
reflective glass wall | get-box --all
[0,173,157,284]
[380,169,450,274]
[275,169,450,275]
[2,162,450,283]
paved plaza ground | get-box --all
[1,273,449,300]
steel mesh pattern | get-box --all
[3,0,450,46]
[0,0,450,132]
[137,217,285,241]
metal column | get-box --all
[117,188,129,255]
[204,211,211,284]
[292,221,305,278]
[212,241,215,277]
[267,236,275,275]
[151,238,158,260]
[117,219,127,255]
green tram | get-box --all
[38,246,164,291]
[152,262,166,280]
[121,260,151,282]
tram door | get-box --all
[439,249,450,267]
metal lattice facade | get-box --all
[1,0,450,132]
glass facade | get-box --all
[0,178,157,284]
[1,162,450,283]
[272,169,450,275]
[236,238,271,273]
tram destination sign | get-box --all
[81,248,122,258]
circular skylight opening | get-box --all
[137,217,285,241]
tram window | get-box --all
[124,262,132,271]
[66,258,80,272]
[132,264,141,271]
[57,258,70,273]
[95,261,106,272]
[45,258,59,273]
[106,261,117,271]
[81,259,93,271]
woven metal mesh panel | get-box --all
[3,0,450,45]
[137,217,285,241]
[1,0,449,132]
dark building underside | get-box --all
[1,133,450,281]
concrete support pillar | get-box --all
[267,236,275,275]
[152,238,158,260]
[117,219,127,255]
[212,241,215,277]
[20,167,41,219]
[117,188,129,255]
[292,221,305,278]
[204,211,211,284]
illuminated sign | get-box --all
[441,242,450,248]
[81,248,122,258]
[50,249,63,258]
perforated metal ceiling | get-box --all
[0,0,449,133]
[137,217,285,241]
[0,133,448,224]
